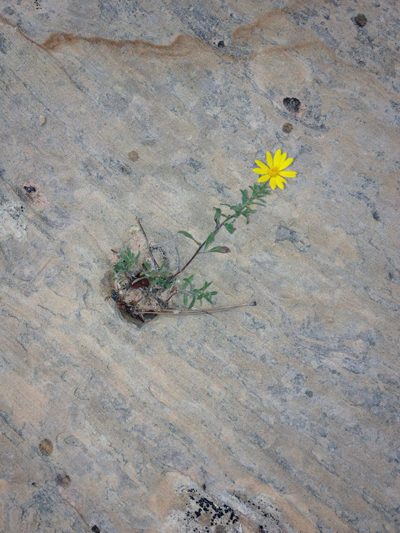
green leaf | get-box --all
[178,231,201,246]
[182,274,194,289]
[183,293,188,306]
[142,260,150,270]
[214,207,222,225]
[225,223,236,234]
[188,295,196,310]
[204,232,215,250]
[208,246,230,253]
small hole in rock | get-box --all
[91,527,101,533]
[283,97,301,113]
[217,41,225,48]
[354,13,367,27]
[56,473,71,487]
[24,186,36,193]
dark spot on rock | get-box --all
[202,483,206,490]
[39,439,53,456]
[24,186,36,193]
[305,390,314,397]
[56,473,71,487]
[282,123,293,133]
[218,40,225,48]
[128,151,139,162]
[372,210,380,221]
[283,97,301,113]
[91,527,100,533]
[354,14,367,27]
[31,482,36,486]
[275,226,310,252]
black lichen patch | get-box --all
[56,473,71,487]
[218,41,225,48]
[283,97,301,114]
[354,14,367,27]
[183,488,240,528]
[24,186,36,193]
[91,526,100,533]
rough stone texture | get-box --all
[0,1,399,532]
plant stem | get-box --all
[172,214,232,280]
[172,196,257,280]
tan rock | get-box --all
[0,1,399,532]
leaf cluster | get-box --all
[142,261,172,289]
[219,182,270,227]
[180,275,217,309]
[113,247,140,280]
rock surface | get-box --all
[1,1,400,532]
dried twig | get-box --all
[141,301,257,316]
[166,247,179,300]
[136,216,159,269]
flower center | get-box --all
[269,166,280,178]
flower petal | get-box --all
[279,152,287,166]
[253,160,269,173]
[266,151,273,167]
[258,175,270,183]
[276,177,287,189]
[278,157,294,171]
[273,149,282,166]
[269,177,277,189]
[279,170,297,177]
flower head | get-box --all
[253,149,297,189]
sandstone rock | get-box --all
[0,1,399,532]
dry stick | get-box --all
[141,301,257,315]
[136,216,159,269]
[165,247,179,300]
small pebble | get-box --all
[128,151,139,162]
[130,226,139,234]
[282,123,293,133]
[39,115,46,125]
[354,14,367,27]
[39,439,53,456]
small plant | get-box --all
[110,149,297,319]
[112,247,140,282]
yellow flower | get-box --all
[253,149,297,190]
